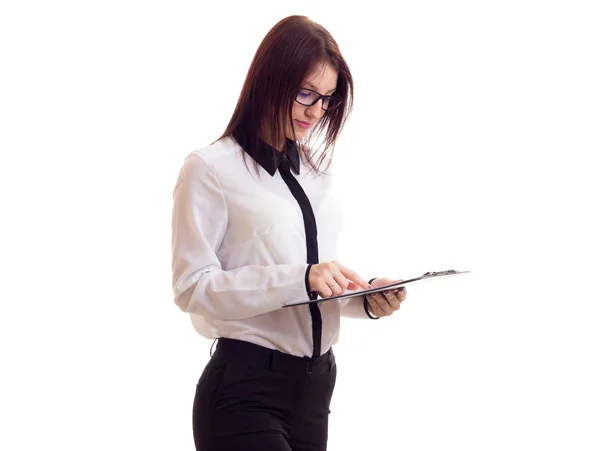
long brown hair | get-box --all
[216,15,354,175]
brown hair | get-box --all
[216,15,354,175]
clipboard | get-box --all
[282,269,470,308]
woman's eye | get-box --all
[298,91,311,98]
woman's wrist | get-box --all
[363,278,380,320]
[305,264,318,300]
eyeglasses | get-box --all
[295,88,342,111]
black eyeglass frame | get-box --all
[294,88,342,111]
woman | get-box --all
[171,15,407,451]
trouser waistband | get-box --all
[214,338,335,376]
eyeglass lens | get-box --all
[296,89,340,110]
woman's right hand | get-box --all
[308,261,371,298]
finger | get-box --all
[384,289,401,303]
[367,300,382,317]
[383,291,401,311]
[332,273,350,292]
[316,281,334,298]
[347,281,360,290]
[379,291,396,315]
[368,291,390,316]
[346,280,368,291]
[337,265,369,290]
[368,296,388,317]
[391,287,407,302]
[383,291,400,310]
[321,266,347,297]
[327,278,343,296]
[366,297,382,317]
[397,287,407,302]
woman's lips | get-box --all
[294,119,311,130]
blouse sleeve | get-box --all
[171,153,310,321]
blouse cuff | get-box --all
[363,277,381,320]
[305,264,318,301]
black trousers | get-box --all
[192,338,337,451]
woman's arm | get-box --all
[171,153,310,321]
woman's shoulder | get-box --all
[187,135,241,165]
[180,136,248,185]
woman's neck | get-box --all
[259,124,288,152]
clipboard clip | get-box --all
[423,269,458,277]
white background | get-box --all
[1,1,599,450]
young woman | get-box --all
[171,15,407,451]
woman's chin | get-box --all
[293,128,308,140]
[285,127,309,141]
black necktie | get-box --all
[278,153,322,358]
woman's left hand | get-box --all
[366,278,407,317]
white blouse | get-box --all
[171,135,371,358]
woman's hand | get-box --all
[366,278,407,317]
[308,261,370,298]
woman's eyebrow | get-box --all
[304,82,336,94]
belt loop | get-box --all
[328,351,333,371]
[209,338,217,357]
[268,349,276,372]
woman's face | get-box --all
[286,63,339,141]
